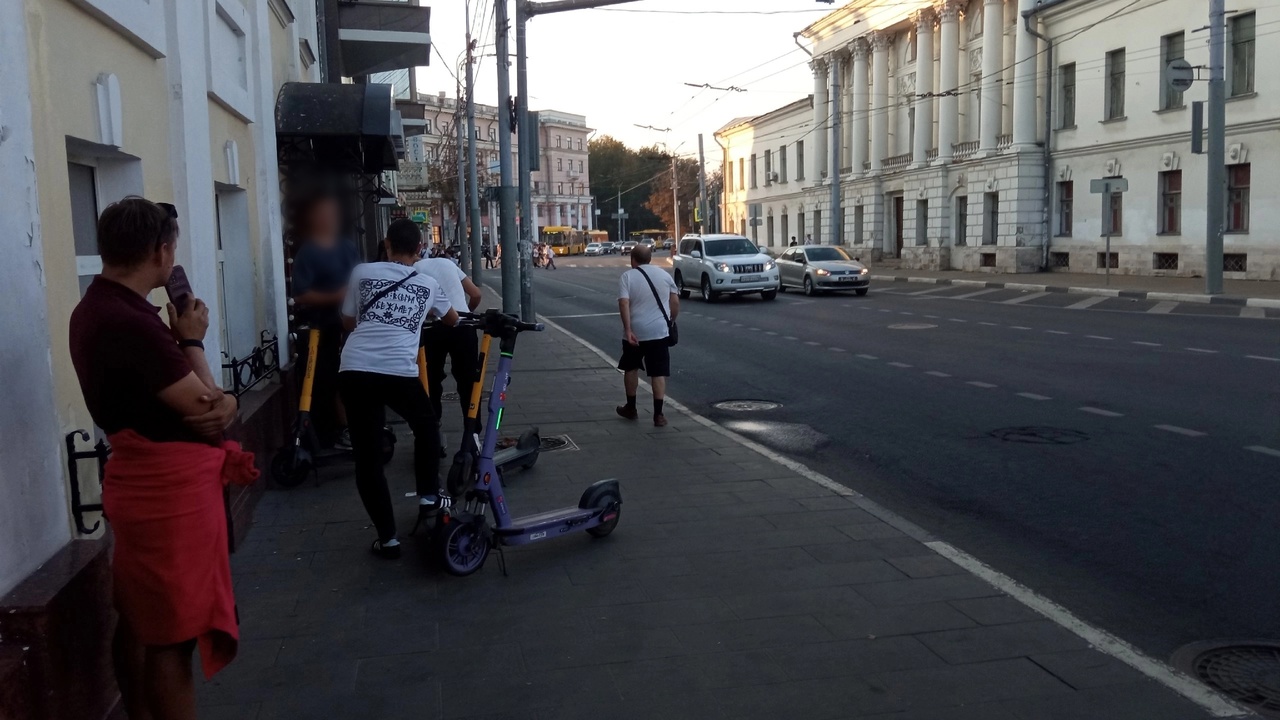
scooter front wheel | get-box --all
[271,446,312,488]
[437,515,491,576]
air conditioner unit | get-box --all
[1104,158,1121,177]
[1227,143,1247,163]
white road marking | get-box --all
[1184,348,1217,354]
[731,323,744,327]
[1133,341,1161,347]
[888,361,913,368]
[829,347,846,352]
[967,381,998,388]
[718,319,730,324]
[1240,306,1266,319]
[1018,392,1052,400]
[858,307,872,311]
[1002,291,1052,305]
[748,327,761,331]
[784,336,799,341]
[925,370,951,377]
[1010,326,1032,330]
[1086,335,1113,341]
[544,312,619,319]
[543,316,1251,720]
[949,318,967,323]
[1079,406,1124,417]
[1154,424,1206,437]
[907,286,954,296]
[951,288,1004,300]
[899,311,915,316]
[978,321,998,326]
[924,314,941,319]
[764,331,778,336]
[1148,301,1178,314]
[804,341,821,346]
[878,309,893,313]
[1246,355,1280,362]
[1045,330,1070,335]
[1246,445,1280,458]
[1066,295,1110,310]
[856,354,878,360]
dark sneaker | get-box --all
[616,405,638,420]
[371,539,401,560]
[334,428,352,451]
[653,415,668,428]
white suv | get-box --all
[673,234,779,302]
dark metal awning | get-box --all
[338,1,431,77]
[275,82,401,174]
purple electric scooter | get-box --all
[435,310,621,576]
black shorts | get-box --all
[618,339,671,378]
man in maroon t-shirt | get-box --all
[69,197,238,719]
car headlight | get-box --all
[715,262,731,272]
[815,268,831,276]
[764,260,776,270]
[859,267,869,275]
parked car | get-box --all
[584,242,604,256]
[776,245,870,296]
[673,234,779,302]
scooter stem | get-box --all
[298,328,321,413]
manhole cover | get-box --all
[714,400,781,412]
[442,391,460,401]
[539,435,577,452]
[888,323,938,330]
[989,427,1089,445]
[1173,640,1280,717]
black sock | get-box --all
[625,395,637,410]
[654,398,664,416]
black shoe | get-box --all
[371,539,401,560]
[616,405,638,420]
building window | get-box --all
[764,150,772,185]
[1161,33,1186,110]
[853,205,863,244]
[1227,163,1250,232]
[796,141,805,180]
[424,119,433,134]
[1105,50,1125,120]
[778,145,787,183]
[555,135,562,148]
[1158,170,1181,234]
[557,182,563,194]
[738,158,745,190]
[578,160,584,172]
[556,158,563,171]
[474,127,481,140]
[915,200,928,246]
[1106,184,1123,236]
[1056,181,1073,237]
[68,162,101,297]
[576,138,583,150]
[489,126,496,140]
[766,214,775,245]
[955,196,968,246]
[1059,63,1076,128]
[1231,12,1255,96]
[982,192,998,245]
[750,154,757,188]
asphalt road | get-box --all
[505,257,1280,663]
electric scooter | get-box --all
[435,310,621,576]
[271,324,396,488]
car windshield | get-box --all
[703,237,760,257]
[804,247,853,262]
[587,244,600,248]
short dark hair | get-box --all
[386,218,422,256]
[630,245,652,265]
[97,197,177,268]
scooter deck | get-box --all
[494,506,598,545]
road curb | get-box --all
[871,273,1271,308]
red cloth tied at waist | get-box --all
[102,430,259,679]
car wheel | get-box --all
[674,271,691,299]
[761,289,778,301]
[803,276,816,297]
[700,275,719,303]
[855,288,869,296]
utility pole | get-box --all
[455,105,468,271]
[494,0,518,314]
[516,3,534,321]
[465,0,483,282]
[1205,0,1226,295]
[671,155,680,242]
[829,57,842,245]
[697,134,708,233]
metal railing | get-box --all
[925,148,939,162]
[883,153,912,171]
[953,140,980,159]
[997,134,1013,150]
[221,331,281,398]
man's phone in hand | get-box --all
[165,265,193,315]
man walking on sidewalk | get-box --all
[415,249,483,425]
[545,244,557,269]
[616,245,678,427]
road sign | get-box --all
[1089,178,1128,195]
[611,211,628,219]
[410,211,428,224]
[1167,59,1195,92]
[749,218,763,227]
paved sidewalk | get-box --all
[195,313,1237,719]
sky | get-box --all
[415,0,835,158]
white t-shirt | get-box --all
[413,257,470,312]
[619,265,678,342]
[340,262,452,377]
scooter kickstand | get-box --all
[494,541,509,577]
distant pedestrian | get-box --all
[805,234,814,245]
[789,237,798,247]
[545,244,557,269]
[616,245,679,428]
[483,244,495,269]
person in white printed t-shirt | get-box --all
[414,252,483,425]
[616,245,679,427]
[339,219,459,559]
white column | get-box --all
[553,204,562,227]
[936,1,960,163]
[843,58,855,171]
[979,0,1004,153]
[811,58,830,182]
[913,9,936,167]
[851,39,870,175]
[1012,0,1039,148]
[1002,0,1016,138]
[870,32,890,173]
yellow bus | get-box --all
[586,230,609,248]
[541,226,587,255]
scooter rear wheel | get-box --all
[437,515,491,576]
[271,446,313,488]
[586,491,621,538]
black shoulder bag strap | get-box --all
[359,271,418,317]
[637,267,677,346]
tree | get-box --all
[643,156,701,237]
[588,135,665,240]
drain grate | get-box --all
[1174,641,1280,717]
[539,435,578,452]
[989,427,1089,445]
[888,323,938,330]
[714,400,782,412]
[442,391,460,401]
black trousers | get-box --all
[422,324,479,424]
[338,371,441,541]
